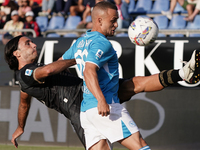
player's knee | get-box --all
[70,6,75,12]
[178,0,185,6]
[89,140,111,150]
[186,4,193,11]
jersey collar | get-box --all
[86,29,106,38]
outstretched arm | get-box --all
[34,59,76,81]
[11,91,31,148]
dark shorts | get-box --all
[182,1,196,10]
[119,78,127,86]
[59,85,85,147]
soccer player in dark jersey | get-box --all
[4,35,200,149]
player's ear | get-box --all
[98,18,102,26]
[13,50,21,58]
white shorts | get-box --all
[80,103,139,150]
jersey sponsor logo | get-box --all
[95,49,104,60]
[25,69,33,76]
[77,40,85,48]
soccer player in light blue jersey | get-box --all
[62,2,147,149]
[61,1,200,150]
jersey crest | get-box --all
[25,69,33,76]
[95,49,104,60]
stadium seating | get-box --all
[153,15,169,37]
[46,33,61,37]
[36,16,48,32]
[186,15,200,29]
[168,15,186,37]
[153,15,168,29]
[85,16,92,23]
[63,33,78,37]
[47,16,65,30]
[168,15,186,29]
[157,33,166,37]
[64,16,81,30]
[170,34,185,37]
[173,2,187,13]
[189,34,200,37]
[150,0,169,13]
[33,0,200,38]
[128,0,135,14]
[133,0,152,13]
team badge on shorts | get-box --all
[95,49,104,60]
[129,121,136,128]
[25,69,33,76]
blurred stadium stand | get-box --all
[64,16,81,30]
[173,2,187,14]
[153,15,168,37]
[186,15,200,29]
[150,0,169,14]
[46,33,61,37]
[128,0,135,14]
[47,16,65,30]
[133,0,152,14]
[153,15,168,29]
[168,15,186,37]
[63,33,78,37]
[2,0,198,38]
[36,16,48,32]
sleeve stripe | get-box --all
[33,68,45,84]
[86,61,100,69]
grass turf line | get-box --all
[0,145,126,150]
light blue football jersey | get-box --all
[62,30,120,112]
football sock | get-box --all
[159,69,182,87]
[139,145,151,150]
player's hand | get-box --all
[97,100,110,117]
[11,127,24,148]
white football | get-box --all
[128,17,159,46]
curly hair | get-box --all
[4,35,24,71]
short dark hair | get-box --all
[4,35,24,71]
[93,1,117,12]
